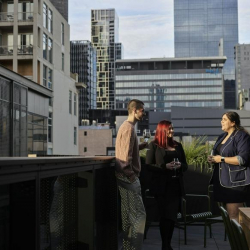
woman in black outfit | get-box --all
[208,111,250,221]
[146,120,188,250]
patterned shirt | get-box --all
[115,120,141,182]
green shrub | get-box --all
[182,136,214,173]
[140,136,215,173]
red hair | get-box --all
[154,120,177,148]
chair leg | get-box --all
[209,224,212,238]
[184,224,187,245]
[204,223,207,248]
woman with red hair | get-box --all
[146,120,188,250]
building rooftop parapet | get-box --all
[116,56,227,63]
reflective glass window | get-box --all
[208,8,222,25]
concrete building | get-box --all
[79,125,113,156]
[174,0,238,109]
[234,44,250,109]
[115,57,226,112]
[70,40,97,123]
[49,0,68,21]
[0,0,79,155]
[91,8,121,110]
[147,106,250,141]
[0,65,52,156]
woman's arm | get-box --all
[212,131,250,166]
[146,142,173,172]
[212,155,239,165]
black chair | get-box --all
[177,194,213,245]
[219,206,238,250]
[231,219,249,250]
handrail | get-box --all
[0,46,13,55]
[18,12,33,21]
[0,12,14,21]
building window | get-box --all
[74,93,77,116]
[69,91,72,114]
[43,65,47,86]
[74,127,77,145]
[48,38,53,63]
[43,66,52,89]
[49,97,52,107]
[84,147,87,152]
[84,131,87,136]
[48,112,52,142]
[61,23,64,45]
[48,68,53,89]
[43,33,47,59]
[62,53,64,71]
[48,9,53,33]
[18,34,33,54]
[43,3,48,28]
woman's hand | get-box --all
[166,161,181,170]
[208,155,220,163]
[207,155,214,163]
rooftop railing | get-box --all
[0,156,117,250]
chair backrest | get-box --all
[219,206,239,250]
[231,219,249,250]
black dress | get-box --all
[213,144,250,203]
[156,150,181,221]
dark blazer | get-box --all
[211,130,250,188]
[145,141,188,196]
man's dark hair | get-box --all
[127,99,144,114]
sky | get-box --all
[69,0,250,59]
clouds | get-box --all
[119,14,174,58]
[69,0,250,59]
[238,0,250,43]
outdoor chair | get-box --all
[231,219,249,250]
[219,206,238,250]
[177,194,213,245]
[144,189,214,245]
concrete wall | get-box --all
[171,106,250,140]
[79,128,113,156]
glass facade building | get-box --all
[174,0,238,109]
[91,9,122,110]
[234,44,250,109]
[0,67,50,156]
[115,58,226,112]
[70,40,97,123]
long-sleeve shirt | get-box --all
[115,120,141,182]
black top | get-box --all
[146,141,188,196]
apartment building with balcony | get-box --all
[0,0,79,155]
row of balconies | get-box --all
[0,45,33,56]
[0,12,33,22]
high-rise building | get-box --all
[174,0,238,109]
[49,0,68,21]
[91,9,120,110]
[234,44,250,109]
[115,57,226,112]
[0,0,79,155]
[70,40,97,124]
